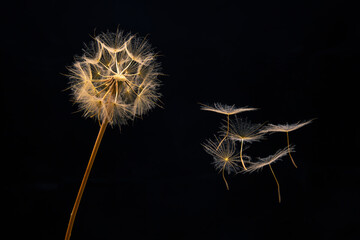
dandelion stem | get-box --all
[269,164,281,203]
[65,118,109,240]
[240,140,247,170]
[286,132,297,168]
[222,164,229,190]
[216,114,229,150]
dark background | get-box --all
[2,0,359,239]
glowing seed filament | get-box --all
[222,165,229,190]
[240,140,247,170]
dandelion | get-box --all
[200,103,256,150]
[260,120,312,168]
[202,137,245,190]
[225,116,265,170]
[245,146,295,203]
[65,30,162,240]
[68,31,162,126]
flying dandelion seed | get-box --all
[200,103,256,150]
[260,120,312,168]
[65,30,162,240]
[226,116,265,170]
[202,137,246,190]
[244,146,295,203]
[200,101,312,202]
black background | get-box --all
[2,0,359,239]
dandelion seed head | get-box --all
[67,30,162,126]
[200,103,257,115]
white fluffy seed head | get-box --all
[67,30,162,126]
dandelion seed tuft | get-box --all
[200,103,257,115]
[260,120,313,133]
[226,117,265,143]
[202,137,243,174]
[202,137,248,190]
[245,146,295,173]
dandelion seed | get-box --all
[260,120,313,133]
[225,116,265,170]
[65,30,162,240]
[200,103,257,115]
[245,146,294,173]
[200,103,256,150]
[202,137,245,190]
[260,120,312,168]
[244,146,295,203]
